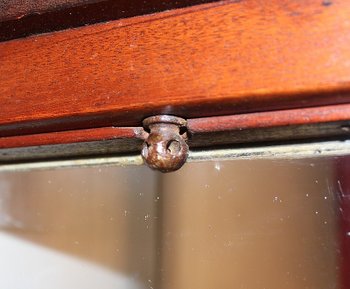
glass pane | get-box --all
[0,166,158,289]
[160,159,341,289]
[0,156,347,289]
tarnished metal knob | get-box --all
[141,115,188,173]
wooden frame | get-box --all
[1,0,350,161]
[0,103,349,162]
[1,1,350,288]
[1,0,350,137]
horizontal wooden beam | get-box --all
[1,104,350,163]
[0,127,144,149]
[1,0,350,136]
[0,127,145,162]
[188,103,350,132]
[187,103,350,147]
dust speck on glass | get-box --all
[0,153,348,289]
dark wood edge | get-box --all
[0,126,145,149]
[0,138,145,163]
[188,122,350,149]
[1,103,350,163]
[187,103,350,147]
[187,103,350,133]
[0,0,221,42]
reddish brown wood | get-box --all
[0,126,144,149]
[1,1,350,136]
[188,104,350,133]
[186,103,350,148]
[0,103,349,152]
[0,126,146,162]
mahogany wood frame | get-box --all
[1,0,350,160]
[1,0,350,138]
[1,2,350,288]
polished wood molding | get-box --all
[1,104,350,162]
[187,103,350,147]
[0,127,144,149]
[188,103,350,133]
[2,0,350,136]
[0,127,145,162]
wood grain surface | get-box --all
[2,0,350,136]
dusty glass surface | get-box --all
[0,156,348,289]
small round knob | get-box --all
[141,115,188,173]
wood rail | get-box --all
[2,0,350,136]
[1,104,350,162]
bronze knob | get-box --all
[141,115,188,173]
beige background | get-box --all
[0,158,340,289]
[160,159,339,289]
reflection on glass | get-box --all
[0,167,158,289]
[0,157,347,289]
